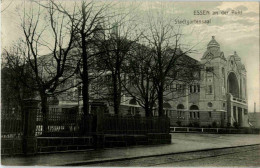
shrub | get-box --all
[176,120,182,127]
[207,124,212,128]
[188,123,193,127]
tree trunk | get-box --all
[82,73,89,116]
[158,83,164,117]
[81,31,91,135]
[81,30,90,117]
[40,92,48,135]
[144,98,153,117]
[112,74,119,115]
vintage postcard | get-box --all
[1,0,260,167]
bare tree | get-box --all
[49,1,112,122]
[20,2,77,133]
[142,12,200,117]
[123,43,157,117]
[96,15,140,115]
[1,41,36,116]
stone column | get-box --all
[241,108,245,127]
[226,93,232,127]
[91,101,105,148]
[236,106,239,123]
[22,99,39,155]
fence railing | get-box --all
[36,109,95,137]
[1,110,23,138]
[170,127,260,134]
[103,115,170,135]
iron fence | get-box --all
[1,109,23,138]
[36,108,94,137]
[103,115,170,135]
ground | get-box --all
[86,145,260,167]
[2,133,260,166]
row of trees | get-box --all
[2,1,201,132]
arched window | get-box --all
[129,98,137,105]
[177,104,184,118]
[189,105,199,119]
[227,72,239,98]
[190,105,199,110]
[177,104,184,109]
[222,68,225,89]
[163,102,172,116]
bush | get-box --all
[207,124,212,128]
[212,121,217,128]
[188,123,193,127]
[176,120,182,127]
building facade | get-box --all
[47,36,249,128]
[164,36,248,127]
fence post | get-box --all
[22,99,39,155]
[91,101,106,148]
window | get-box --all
[177,84,185,93]
[190,112,192,118]
[208,85,213,94]
[130,107,138,115]
[197,112,200,119]
[190,85,200,93]
[178,111,184,118]
[208,102,213,107]
[193,112,196,118]
[209,111,212,118]
[197,85,200,92]
[206,67,214,72]
[78,86,82,96]
[170,84,175,91]
[176,84,181,91]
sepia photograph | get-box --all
[1,0,260,167]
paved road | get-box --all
[86,144,260,167]
[2,133,260,166]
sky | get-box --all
[1,1,259,112]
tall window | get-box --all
[194,85,197,92]
[208,85,213,94]
[209,111,212,118]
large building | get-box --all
[47,36,249,128]
[163,36,248,127]
[118,36,249,127]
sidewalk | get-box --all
[2,133,260,166]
